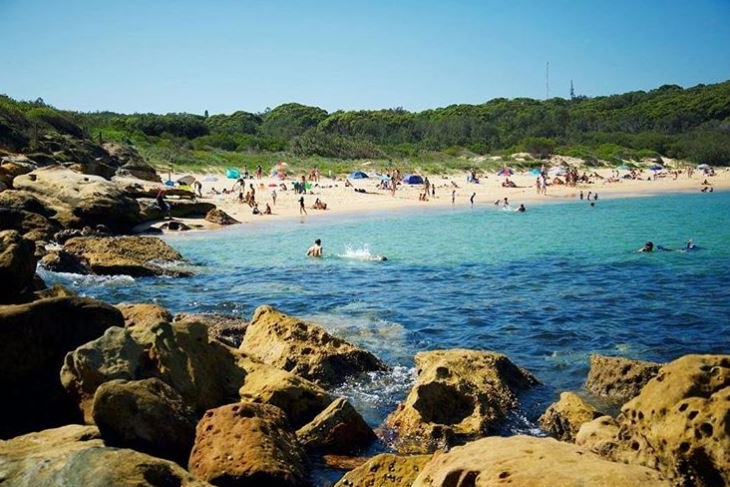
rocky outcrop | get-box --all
[238,357,333,429]
[334,453,433,487]
[410,435,671,487]
[538,391,603,442]
[240,305,387,387]
[575,415,622,459]
[38,249,92,274]
[0,230,37,303]
[384,349,538,453]
[188,402,308,487]
[585,354,661,403]
[0,296,123,438]
[61,319,247,422]
[92,378,198,465]
[205,208,238,225]
[0,424,213,487]
[13,166,142,233]
[296,397,376,454]
[103,142,159,182]
[62,235,190,277]
[117,302,173,329]
[174,312,248,347]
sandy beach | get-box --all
[141,162,730,232]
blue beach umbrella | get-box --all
[402,174,424,184]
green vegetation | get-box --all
[1,80,729,176]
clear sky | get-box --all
[2,0,729,116]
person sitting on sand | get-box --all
[263,203,272,215]
[252,203,260,215]
[312,198,328,210]
[306,238,322,257]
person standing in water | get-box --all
[307,239,322,257]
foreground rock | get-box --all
[334,453,432,487]
[188,402,308,487]
[384,349,538,453]
[174,312,248,347]
[92,378,198,466]
[240,305,387,387]
[0,296,123,438]
[410,435,670,487]
[585,354,661,403]
[61,319,247,422]
[0,229,36,303]
[538,391,602,442]
[581,354,730,486]
[296,397,376,454]
[0,424,212,487]
[62,235,190,277]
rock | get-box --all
[0,424,213,487]
[138,198,216,221]
[240,305,387,387]
[38,249,92,274]
[0,207,57,241]
[61,320,247,422]
[188,402,308,487]
[384,349,538,453]
[538,391,603,442]
[334,453,432,487]
[238,356,333,429]
[102,142,159,181]
[575,415,623,459]
[117,302,173,329]
[13,166,142,233]
[613,354,730,486]
[585,354,661,403]
[0,296,123,438]
[62,235,190,277]
[411,435,670,487]
[92,378,198,465]
[174,312,248,347]
[0,230,36,303]
[296,397,376,454]
[159,219,192,231]
[205,208,238,225]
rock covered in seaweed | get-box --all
[240,305,388,387]
[384,349,539,453]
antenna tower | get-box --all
[570,80,575,99]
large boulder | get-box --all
[13,166,142,233]
[238,356,333,429]
[188,401,308,487]
[384,349,538,453]
[334,453,433,487]
[205,208,238,225]
[174,312,248,347]
[538,391,603,442]
[613,354,730,486]
[92,378,198,465]
[296,397,376,454]
[62,235,190,277]
[410,435,670,487]
[0,296,123,438]
[0,229,36,303]
[103,142,159,182]
[240,305,387,387]
[585,354,661,403]
[116,302,173,329]
[0,424,212,487]
[61,319,247,422]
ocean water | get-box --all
[42,191,730,476]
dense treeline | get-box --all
[2,80,730,166]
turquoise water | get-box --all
[43,191,730,445]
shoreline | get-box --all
[137,166,730,234]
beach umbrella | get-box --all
[226,168,241,179]
[176,175,196,185]
[402,174,424,184]
[697,164,711,170]
[349,170,369,179]
[529,168,542,176]
[497,167,514,176]
[650,163,664,171]
[616,165,630,171]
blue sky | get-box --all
[1,0,729,115]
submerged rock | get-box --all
[384,349,539,453]
[240,305,388,387]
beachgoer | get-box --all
[451,189,456,205]
[271,189,277,205]
[580,190,584,200]
[517,204,526,212]
[299,196,307,215]
[686,240,696,250]
[192,180,203,198]
[263,203,272,215]
[307,238,322,257]
[470,192,476,207]
[156,188,171,219]
[639,241,654,252]
[252,203,260,215]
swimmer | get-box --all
[306,238,322,257]
[371,255,388,261]
[686,239,695,250]
[517,204,526,212]
[638,241,654,252]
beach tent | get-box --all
[497,167,514,176]
[616,165,630,171]
[697,164,711,170]
[226,168,241,179]
[402,174,424,184]
[176,175,196,185]
[529,168,542,176]
[349,170,369,179]
[650,164,664,171]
